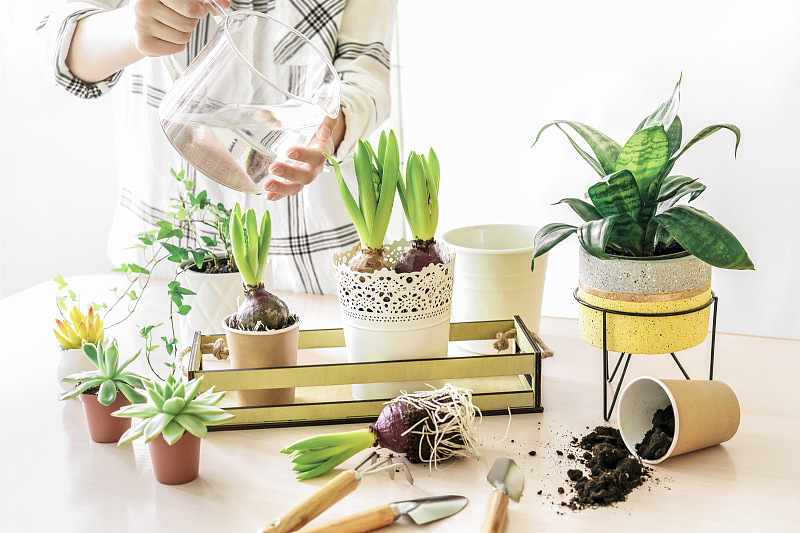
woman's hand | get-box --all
[132,0,231,57]
[264,111,346,201]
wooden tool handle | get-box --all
[479,490,509,533]
[297,504,396,533]
[259,470,360,533]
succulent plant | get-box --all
[113,374,235,445]
[54,306,104,349]
[326,130,400,272]
[395,147,445,272]
[228,204,291,331]
[531,76,754,270]
[58,343,147,406]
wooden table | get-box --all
[1,276,797,532]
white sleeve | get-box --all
[332,0,396,160]
[35,1,125,99]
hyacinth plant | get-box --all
[281,384,480,479]
[54,306,104,350]
[228,204,292,331]
[531,76,754,271]
[59,343,147,406]
[395,148,445,273]
[114,375,235,446]
[325,130,400,273]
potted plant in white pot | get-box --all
[221,205,300,407]
[531,75,754,355]
[53,305,105,391]
[326,131,455,400]
[114,374,235,485]
[59,343,147,443]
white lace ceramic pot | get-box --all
[334,240,455,400]
[577,247,712,354]
[57,347,95,392]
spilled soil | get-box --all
[562,426,650,510]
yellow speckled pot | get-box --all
[578,248,712,354]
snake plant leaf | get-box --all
[554,198,602,222]
[607,215,646,257]
[670,124,741,164]
[587,169,641,220]
[161,421,186,446]
[577,215,623,260]
[354,140,376,234]
[639,74,681,132]
[656,175,707,214]
[532,120,621,175]
[636,115,682,158]
[615,126,670,199]
[653,205,755,269]
[533,223,578,262]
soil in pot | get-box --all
[79,392,132,443]
[148,433,201,485]
[635,406,675,461]
[187,256,237,274]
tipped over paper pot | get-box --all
[618,376,740,464]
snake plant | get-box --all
[325,130,400,272]
[59,343,147,406]
[531,76,754,270]
[114,374,234,445]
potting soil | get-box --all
[635,405,675,460]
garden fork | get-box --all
[259,451,413,533]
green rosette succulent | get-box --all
[531,75,754,271]
[59,343,147,406]
[113,374,235,446]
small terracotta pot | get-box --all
[148,433,202,485]
[79,393,132,443]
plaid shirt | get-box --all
[37,0,394,295]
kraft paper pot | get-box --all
[222,315,300,407]
[618,376,740,464]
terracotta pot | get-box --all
[222,316,300,407]
[148,433,202,485]
[79,393,132,443]
[577,248,712,354]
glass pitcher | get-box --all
[159,2,340,194]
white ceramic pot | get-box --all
[175,257,274,343]
[334,240,455,400]
[57,347,95,391]
[441,224,548,335]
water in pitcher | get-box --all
[162,99,326,194]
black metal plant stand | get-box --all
[573,289,719,421]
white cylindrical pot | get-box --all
[57,347,95,391]
[334,240,454,400]
[441,224,547,334]
[175,257,274,344]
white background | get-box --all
[2,0,798,339]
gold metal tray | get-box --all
[187,317,551,430]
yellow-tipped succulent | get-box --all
[54,306,104,350]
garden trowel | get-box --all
[298,494,468,533]
[480,457,524,533]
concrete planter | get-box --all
[577,248,712,354]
